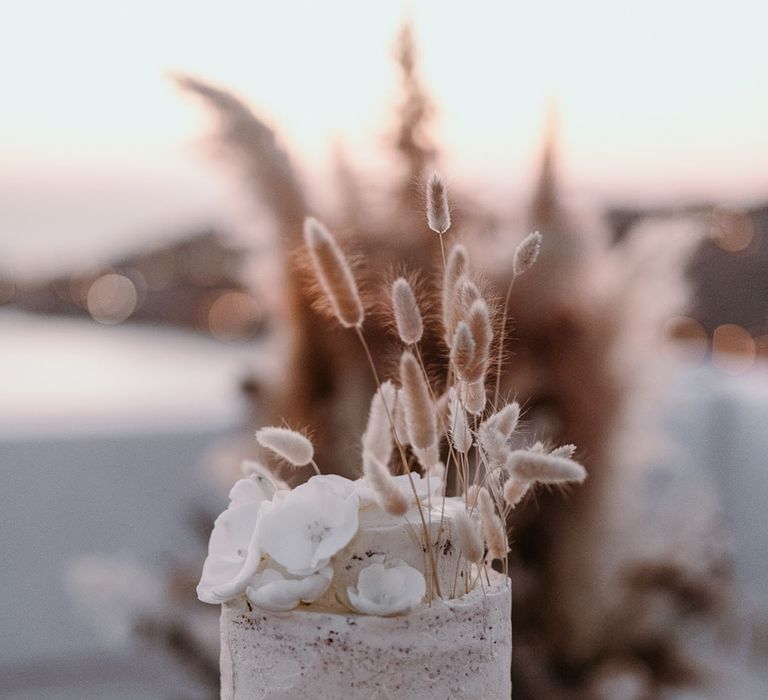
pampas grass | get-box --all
[363,451,409,516]
[399,350,437,450]
[391,277,423,344]
[304,217,364,328]
[256,427,314,468]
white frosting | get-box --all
[221,573,511,700]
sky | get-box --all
[2,0,768,276]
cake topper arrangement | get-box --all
[197,173,586,615]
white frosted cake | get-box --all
[218,495,511,699]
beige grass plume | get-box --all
[450,322,475,379]
[362,451,409,516]
[477,488,507,561]
[513,231,542,277]
[256,427,314,467]
[447,387,473,453]
[391,277,423,344]
[362,381,397,466]
[502,478,530,508]
[485,402,520,437]
[506,448,587,483]
[453,507,484,564]
[461,379,486,416]
[465,298,492,383]
[442,244,469,342]
[426,171,451,234]
[304,217,364,328]
[399,351,437,450]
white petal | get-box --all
[246,566,333,612]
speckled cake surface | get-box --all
[220,573,511,700]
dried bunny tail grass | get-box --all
[426,171,451,234]
[453,507,484,563]
[477,488,507,561]
[448,387,473,453]
[550,443,577,459]
[478,421,509,467]
[362,451,409,516]
[362,380,397,466]
[391,277,423,344]
[399,350,437,450]
[506,449,587,483]
[435,389,450,432]
[460,379,486,416]
[442,244,469,342]
[256,427,314,467]
[485,402,520,437]
[450,321,475,379]
[465,484,481,508]
[414,443,440,473]
[502,478,530,508]
[392,388,410,445]
[513,230,542,277]
[303,217,364,328]
[465,298,492,382]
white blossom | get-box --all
[258,475,359,576]
[197,477,269,604]
[347,559,426,616]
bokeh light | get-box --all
[86,273,138,324]
[710,208,755,253]
[206,290,262,342]
[712,323,756,374]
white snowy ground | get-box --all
[0,311,767,698]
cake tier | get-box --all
[220,573,511,700]
[315,500,464,608]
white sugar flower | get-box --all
[347,559,426,616]
[258,475,359,576]
[246,565,333,612]
[353,472,441,509]
[197,477,270,604]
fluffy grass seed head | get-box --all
[506,449,587,484]
[426,171,451,234]
[362,451,409,516]
[362,380,397,466]
[460,379,486,416]
[477,488,507,561]
[502,478,530,508]
[453,507,484,563]
[399,350,437,450]
[448,387,473,453]
[451,321,476,380]
[465,298,492,383]
[478,420,509,467]
[256,427,314,467]
[442,245,469,342]
[391,277,423,344]
[486,402,521,437]
[303,217,363,328]
[550,444,577,459]
[513,231,542,277]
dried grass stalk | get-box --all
[453,508,484,563]
[303,217,363,328]
[399,351,437,450]
[477,488,507,561]
[256,427,314,467]
[362,381,397,466]
[513,231,542,276]
[426,172,451,234]
[506,449,587,483]
[362,451,409,516]
[391,277,423,344]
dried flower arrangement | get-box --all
[197,174,586,625]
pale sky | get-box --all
[2,0,768,275]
